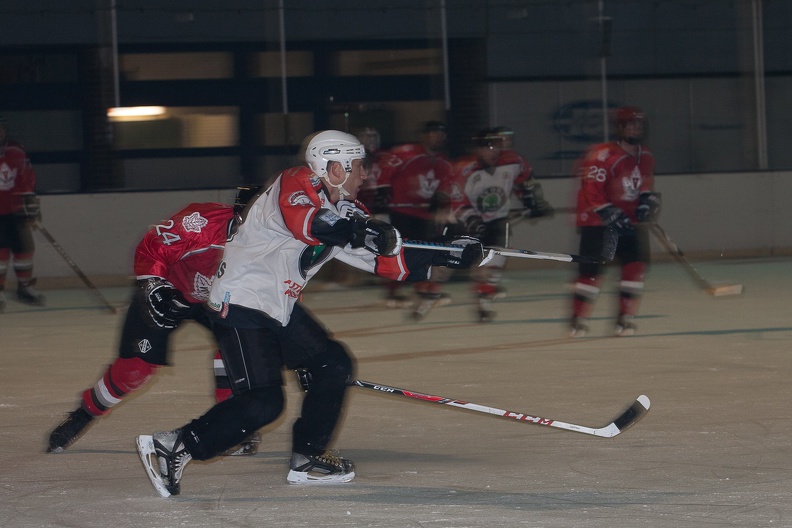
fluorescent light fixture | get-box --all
[107,106,167,121]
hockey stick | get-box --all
[35,225,118,314]
[403,230,617,266]
[351,380,650,438]
[649,223,743,296]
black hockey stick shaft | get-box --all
[351,379,650,438]
[36,225,117,314]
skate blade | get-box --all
[135,435,171,498]
[286,469,356,485]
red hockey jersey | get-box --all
[574,142,655,227]
[377,143,454,220]
[134,203,233,304]
[0,140,36,215]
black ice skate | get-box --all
[46,407,94,453]
[221,431,261,456]
[286,451,355,485]
[136,430,192,498]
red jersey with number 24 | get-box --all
[134,202,233,304]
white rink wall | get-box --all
[32,171,792,283]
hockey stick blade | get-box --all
[402,240,603,265]
[706,284,744,296]
[351,380,650,438]
[649,224,742,297]
[486,247,605,265]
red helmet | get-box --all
[615,106,645,125]
[614,106,646,144]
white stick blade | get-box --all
[710,284,743,296]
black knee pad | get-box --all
[308,340,354,385]
[243,386,285,427]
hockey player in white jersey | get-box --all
[135,130,483,497]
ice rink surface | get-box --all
[1,257,790,528]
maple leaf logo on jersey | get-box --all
[0,162,17,191]
[192,272,214,301]
[621,166,642,200]
[417,170,440,199]
[182,212,208,233]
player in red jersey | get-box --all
[568,106,661,337]
[354,127,391,217]
[0,116,44,310]
[46,198,259,455]
[377,121,458,318]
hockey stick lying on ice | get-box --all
[351,379,650,438]
[35,224,118,314]
[650,223,743,296]
[404,229,617,266]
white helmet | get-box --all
[305,130,366,179]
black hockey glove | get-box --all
[637,191,662,223]
[521,180,554,219]
[432,236,485,269]
[458,207,486,238]
[350,217,403,257]
[596,205,634,236]
[336,200,367,221]
[16,193,42,224]
[138,278,192,329]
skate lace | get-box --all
[315,451,344,469]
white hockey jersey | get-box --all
[208,166,426,326]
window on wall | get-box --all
[249,51,314,77]
[331,49,443,76]
[120,52,234,80]
[257,112,314,146]
[326,100,446,146]
[0,53,79,84]
[108,106,239,150]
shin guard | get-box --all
[618,261,647,317]
[82,357,158,416]
[571,274,602,319]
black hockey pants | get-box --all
[182,303,355,461]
